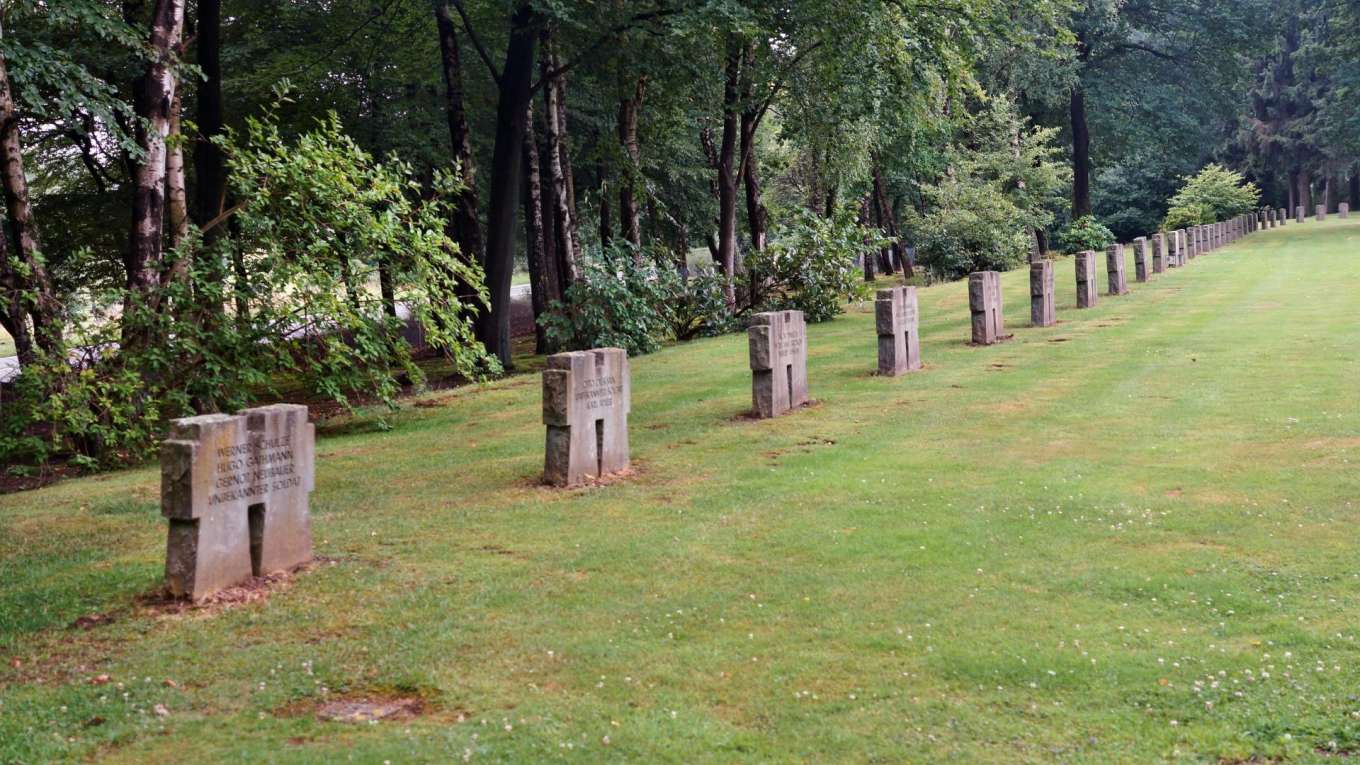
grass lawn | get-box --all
[4,218,1360,763]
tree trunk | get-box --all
[738,45,767,255]
[740,114,767,253]
[859,194,875,282]
[0,231,34,365]
[522,103,554,354]
[541,30,579,287]
[1070,84,1092,218]
[435,3,484,267]
[599,168,613,249]
[716,43,741,309]
[164,89,190,282]
[555,57,578,248]
[126,0,185,331]
[1350,165,1359,208]
[476,4,537,368]
[1287,169,1297,212]
[1299,172,1312,212]
[0,22,62,363]
[617,76,645,249]
[872,165,906,275]
[537,108,560,298]
[378,256,397,320]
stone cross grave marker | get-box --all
[1152,233,1166,274]
[1030,260,1056,328]
[876,287,922,376]
[1076,250,1099,308]
[968,271,1005,345]
[161,404,315,601]
[1133,237,1149,282]
[1106,243,1129,296]
[543,348,631,487]
[749,310,809,418]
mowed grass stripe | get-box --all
[1,218,1358,763]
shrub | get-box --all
[743,205,876,323]
[541,245,677,356]
[1163,203,1209,231]
[1060,215,1116,254]
[913,182,1033,279]
[1163,164,1261,227]
[665,269,738,341]
[909,96,1069,280]
[1,107,496,469]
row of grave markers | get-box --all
[159,204,1325,600]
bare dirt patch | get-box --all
[276,691,445,724]
[317,697,425,723]
[136,559,330,618]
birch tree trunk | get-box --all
[125,0,185,332]
[164,89,190,283]
[617,76,646,249]
[541,31,579,286]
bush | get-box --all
[1,107,496,469]
[913,183,1033,279]
[908,96,1069,280]
[665,269,738,341]
[743,205,876,323]
[542,242,739,355]
[1163,164,1261,227]
[1163,203,1208,231]
[541,245,678,356]
[1059,215,1116,254]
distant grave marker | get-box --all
[749,310,809,418]
[543,348,631,487]
[1317,204,1327,222]
[1152,233,1167,274]
[1133,237,1149,282]
[1296,205,1305,223]
[968,271,1005,345]
[1106,244,1129,295]
[1030,260,1056,328]
[161,404,315,601]
[1341,202,1350,219]
[1076,250,1099,308]
[876,287,922,376]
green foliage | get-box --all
[0,107,496,468]
[1163,164,1261,228]
[541,245,679,356]
[1163,203,1208,231]
[1059,215,1116,254]
[744,205,878,323]
[909,97,1069,280]
[542,244,736,356]
[664,270,738,342]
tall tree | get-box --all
[125,0,185,331]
